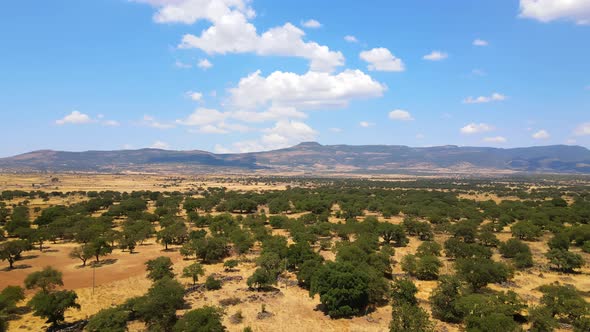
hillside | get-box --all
[1,142,590,174]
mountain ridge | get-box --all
[2,142,590,174]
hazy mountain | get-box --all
[1,142,590,174]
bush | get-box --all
[205,276,222,290]
[173,306,226,332]
[86,307,130,332]
[429,275,464,323]
[416,241,442,257]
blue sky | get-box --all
[0,0,589,157]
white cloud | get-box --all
[151,140,170,149]
[197,58,213,69]
[574,122,590,136]
[56,111,93,125]
[463,92,506,104]
[229,69,385,110]
[359,121,375,128]
[186,91,203,101]
[215,120,318,152]
[388,109,414,121]
[460,123,494,134]
[133,0,254,24]
[102,120,121,127]
[416,133,425,139]
[301,19,321,28]
[359,48,405,72]
[329,127,342,133]
[344,35,358,43]
[231,106,307,123]
[483,136,507,143]
[423,50,448,61]
[174,5,344,72]
[566,138,577,144]
[519,0,590,25]
[176,107,228,126]
[473,39,489,46]
[532,129,550,139]
[175,60,192,69]
[141,115,175,129]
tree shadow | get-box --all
[43,249,59,253]
[20,254,39,260]
[1,264,32,272]
[90,258,118,268]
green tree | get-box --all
[0,286,25,314]
[157,221,188,250]
[416,241,442,257]
[511,220,542,241]
[389,303,433,332]
[390,278,418,306]
[25,266,63,292]
[545,249,584,272]
[145,256,175,281]
[378,223,408,247]
[86,307,130,332]
[28,290,80,326]
[173,306,226,332]
[133,278,186,332]
[68,245,93,267]
[182,263,205,285]
[528,306,557,332]
[538,284,588,322]
[309,261,370,318]
[0,240,31,269]
[86,238,113,263]
[429,275,464,323]
[455,258,512,291]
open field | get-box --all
[1,173,590,331]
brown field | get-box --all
[1,173,588,332]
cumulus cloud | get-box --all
[229,69,386,110]
[197,58,213,69]
[301,19,321,28]
[473,39,489,46]
[359,48,405,72]
[519,0,590,25]
[151,140,170,149]
[56,111,93,125]
[133,0,254,24]
[460,123,494,134]
[176,107,228,126]
[574,122,590,136]
[463,92,506,104]
[423,50,448,61]
[186,91,203,101]
[141,115,175,129]
[483,136,507,143]
[359,121,375,128]
[231,106,307,123]
[344,35,358,43]
[147,0,344,72]
[532,129,550,139]
[388,109,414,121]
[215,120,318,152]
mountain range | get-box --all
[1,142,590,175]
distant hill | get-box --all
[1,142,590,174]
